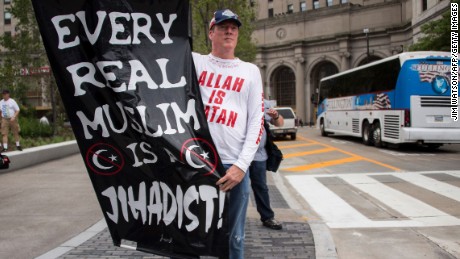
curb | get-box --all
[35,219,107,259]
[1,140,79,173]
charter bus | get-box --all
[317,51,459,148]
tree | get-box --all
[0,0,61,135]
[0,0,45,100]
[409,10,450,51]
[190,0,257,62]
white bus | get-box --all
[317,52,459,148]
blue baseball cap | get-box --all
[209,9,242,29]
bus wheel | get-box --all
[373,121,383,148]
[320,119,328,137]
[425,144,442,150]
[362,121,372,146]
[291,133,297,140]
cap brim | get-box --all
[214,18,242,27]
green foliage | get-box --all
[21,134,75,149]
[0,0,47,103]
[191,0,257,62]
[18,116,53,138]
[409,10,451,51]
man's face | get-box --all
[2,93,9,100]
[209,20,239,52]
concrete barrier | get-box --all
[1,140,79,173]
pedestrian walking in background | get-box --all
[1,90,22,151]
[250,99,284,230]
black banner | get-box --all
[31,1,228,258]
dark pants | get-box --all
[249,160,275,222]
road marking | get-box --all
[277,143,318,150]
[283,147,335,159]
[396,173,460,203]
[297,136,401,171]
[379,149,436,157]
[340,174,460,227]
[330,140,351,144]
[285,156,362,172]
[286,175,372,225]
[286,172,460,228]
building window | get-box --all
[268,0,273,2]
[327,0,333,7]
[268,8,274,18]
[272,66,296,108]
[287,4,294,14]
[421,0,427,11]
[4,11,11,25]
[300,1,307,11]
[341,0,348,3]
[4,0,11,4]
[313,0,319,9]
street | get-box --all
[0,155,102,259]
[1,126,459,259]
[279,126,460,259]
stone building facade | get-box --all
[252,0,449,124]
[0,0,51,111]
[0,0,17,38]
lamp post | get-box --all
[363,28,370,60]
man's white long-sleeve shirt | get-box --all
[192,53,264,172]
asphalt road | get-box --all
[0,155,102,259]
[279,126,460,259]
[1,126,459,259]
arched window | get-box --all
[358,55,381,66]
[270,66,296,108]
[311,61,339,103]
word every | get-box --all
[102,181,226,233]
[52,11,177,49]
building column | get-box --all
[257,62,268,97]
[306,0,314,11]
[295,56,306,122]
[340,51,351,71]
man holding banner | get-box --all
[32,1,262,257]
[192,9,264,259]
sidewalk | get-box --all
[53,172,316,259]
[0,141,328,259]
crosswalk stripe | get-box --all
[339,174,460,227]
[286,175,371,225]
[395,173,460,203]
[286,172,460,229]
[285,156,362,172]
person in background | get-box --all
[0,90,21,152]
[249,99,284,230]
[192,9,264,259]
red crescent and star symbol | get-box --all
[86,143,125,176]
[180,138,218,176]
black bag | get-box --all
[0,153,10,170]
[264,121,283,172]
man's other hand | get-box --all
[216,165,245,192]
